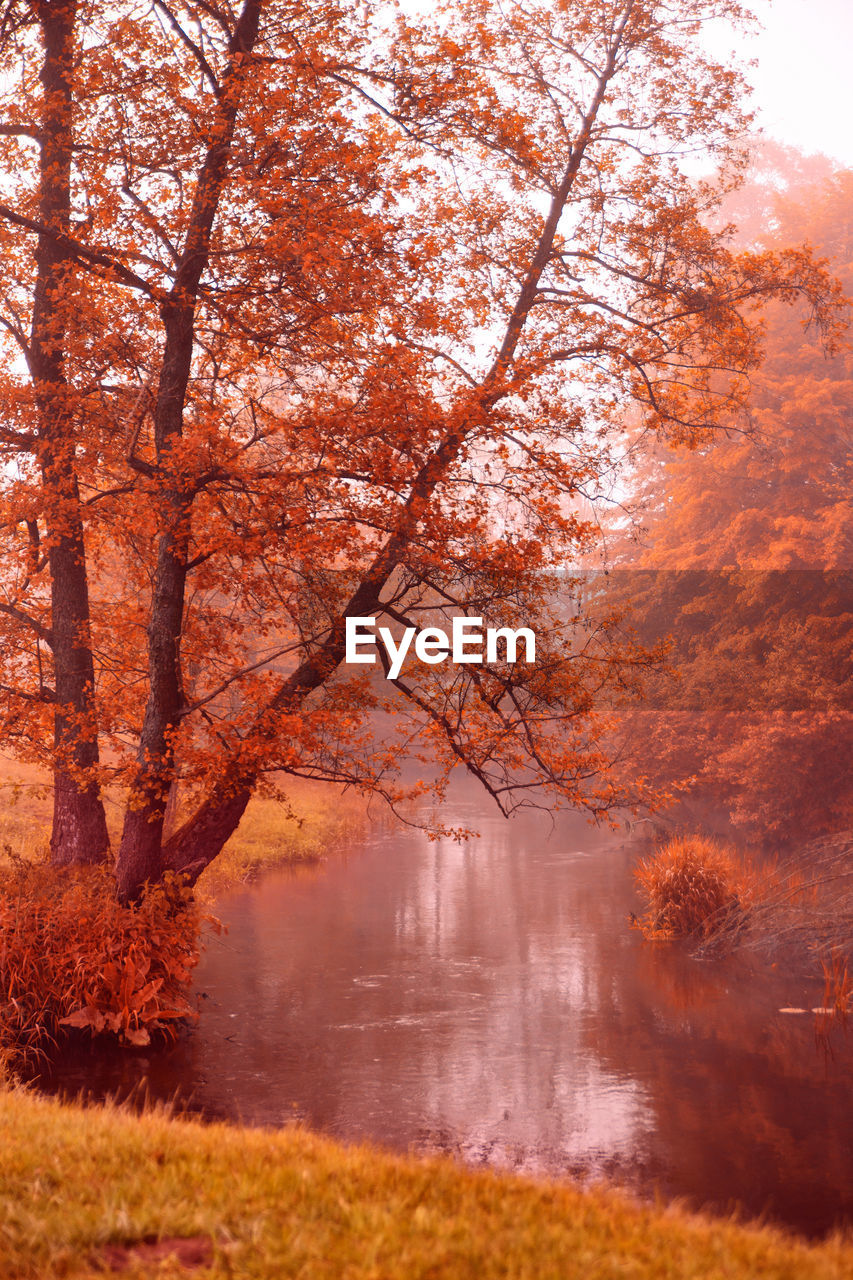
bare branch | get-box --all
[152,0,221,95]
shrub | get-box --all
[0,857,205,1060]
[633,835,745,940]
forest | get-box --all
[600,148,852,850]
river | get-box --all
[34,784,853,1237]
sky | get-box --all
[740,0,853,166]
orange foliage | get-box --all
[0,859,204,1058]
[634,835,746,940]
[0,2,843,896]
[600,158,853,844]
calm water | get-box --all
[35,788,853,1236]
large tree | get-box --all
[0,0,841,897]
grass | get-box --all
[2,1086,853,1279]
[194,780,367,897]
[633,836,748,941]
[0,756,366,894]
[0,758,53,863]
[697,831,853,960]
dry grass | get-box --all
[636,831,853,1022]
[194,779,367,897]
[633,835,748,940]
[0,755,367,895]
[693,831,853,976]
[2,1086,853,1279]
[0,757,54,862]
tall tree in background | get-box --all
[0,0,841,897]
[604,159,853,843]
[0,0,110,865]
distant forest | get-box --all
[599,144,853,846]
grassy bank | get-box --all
[0,757,365,891]
[2,1087,852,1280]
[194,781,366,896]
[0,759,53,863]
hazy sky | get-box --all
[744,0,853,165]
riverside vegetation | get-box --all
[632,833,853,1020]
[0,759,365,1063]
[633,836,749,941]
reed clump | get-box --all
[0,856,203,1060]
[634,835,747,940]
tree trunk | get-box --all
[115,520,189,896]
[33,0,109,866]
[47,471,110,866]
[51,770,110,868]
[161,780,254,886]
[114,0,261,900]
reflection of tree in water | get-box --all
[390,823,655,1176]
[188,810,659,1171]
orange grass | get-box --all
[820,951,852,1017]
[634,835,748,940]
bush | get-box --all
[0,858,204,1060]
[633,835,744,940]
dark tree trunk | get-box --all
[162,781,254,886]
[46,470,110,866]
[51,769,110,868]
[33,0,109,866]
[115,518,190,895]
[115,0,261,901]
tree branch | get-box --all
[0,202,163,298]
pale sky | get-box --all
[741,0,853,166]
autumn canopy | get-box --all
[0,0,841,898]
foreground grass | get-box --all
[2,1087,853,1280]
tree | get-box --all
[0,0,841,898]
[599,157,853,843]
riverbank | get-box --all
[0,757,365,892]
[193,781,367,895]
[2,1086,852,1279]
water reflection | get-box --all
[34,789,853,1236]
